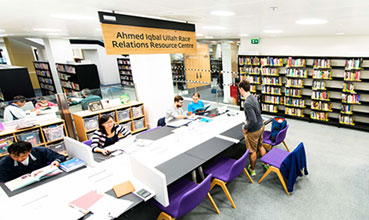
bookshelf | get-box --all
[33,61,57,96]
[237,55,369,132]
[0,118,68,157]
[56,63,100,96]
[117,55,134,88]
[72,102,148,141]
[171,59,187,90]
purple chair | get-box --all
[83,140,92,146]
[263,124,290,152]
[258,143,307,195]
[154,174,220,220]
[204,149,253,209]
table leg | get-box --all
[198,166,205,181]
[191,170,197,183]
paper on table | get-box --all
[89,194,134,218]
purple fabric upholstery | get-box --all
[263,124,289,146]
[260,148,289,169]
[204,149,250,182]
[138,126,160,135]
[83,140,92,146]
[154,174,213,218]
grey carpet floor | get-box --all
[119,115,369,220]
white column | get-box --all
[221,43,233,103]
[130,54,174,128]
[43,38,74,93]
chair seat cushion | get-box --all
[263,131,275,145]
[261,148,289,169]
[204,157,235,182]
[155,178,197,217]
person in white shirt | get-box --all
[3,96,27,122]
[165,95,188,122]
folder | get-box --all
[113,180,135,198]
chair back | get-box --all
[176,174,213,218]
[157,117,166,127]
[274,124,289,145]
[83,139,92,146]
[227,149,250,182]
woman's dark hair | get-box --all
[98,114,114,135]
[8,141,32,156]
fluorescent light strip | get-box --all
[296,19,328,25]
[33,28,62,32]
[0,29,5,32]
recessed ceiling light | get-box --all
[210,11,235,16]
[196,33,204,37]
[33,28,62,32]
[336,32,345,35]
[239,34,249,37]
[205,36,214,39]
[51,14,95,20]
[203,26,226,30]
[263,29,283,34]
[296,19,328,25]
[0,29,5,32]
[0,34,8,37]
[96,28,102,31]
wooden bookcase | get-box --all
[117,56,134,88]
[56,63,100,96]
[72,102,148,141]
[237,55,369,132]
[33,61,57,96]
[0,118,68,157]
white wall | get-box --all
[221,43,232,103]
[239,36,369,57]
[130,54,174,128]
[71,44,120,85]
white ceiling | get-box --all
[1,0,369,40]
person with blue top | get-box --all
[187,92,204,115]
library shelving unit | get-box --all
[238,56,261,108]
[72,102,148,141]
[0,118,68,157]
[56,63,100,96]
[171,59,187,90]
[33,61,57,96]
[117,55,134,88]
[0,65,35,101]
[237,55,369,132]
[210,58,222,80]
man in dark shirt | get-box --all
[0,141,66,182]
[239,79,268,176]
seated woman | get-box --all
[0,141,66,182]
[34,97,57,110]
[187,92,204,115]
[91,114,131,155]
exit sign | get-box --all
[251,38,259,44]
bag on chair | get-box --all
[270,117,287,141]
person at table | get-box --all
[238,79,268,177]
[34,97,57,110]
[70,89,102,110]
[3,95,27,122]
[165,95,188,122]
[187,92,204,115]
[0,141,66,182]
[91,114,131,155]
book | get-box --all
[113,180,135,198]
[193,105,211,115]
[60,158,86,172]
[5,165,62,191]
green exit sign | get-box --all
[251,38,259,44]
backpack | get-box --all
[270,117,287,141]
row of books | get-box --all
[286,79,303,88]
[36,70,51,78]
[262,85,282,95]
[118,59,131,65]
[38,76,53,85]
[250,85,257,93]
[249,76,261,84]
[286,69,307,78]
[239,57,260,66]
[342,94,360,104]
[285,97,305,107]
[312,91,330,100]
[285,107,304,117]
[120,70,132,75]
[345,58,362,70]
[311,111,329,121]
[285,88,302,97]
[59,73,71,81]
[286,57,305,67]
[311,101,332,111]
[122,81,135,86]
[313,59,331,68]
[312,80,326,90]
[40,83,55,92]
[313,70,332,79]
[262,77,281,85]
[339,115,354,125]
[118,65,131,70]
[341,104,353,114]
[342,83,355,93]
[121,76,133,81]
[261,104,277,113]
[56,64,76,74]
[61,81,80,90]
[261,67,279,76]
[239,66,260,74]
[344,71,361,81]
[260,57,283,66]
[263,95,282,104]
[34,63,49,70]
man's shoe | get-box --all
[248,164,256,176]
[262,163,270,170]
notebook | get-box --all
[113,180,135,198]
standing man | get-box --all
[165,95,187,122]
[238,79,268,176]
[3,96,27,121]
